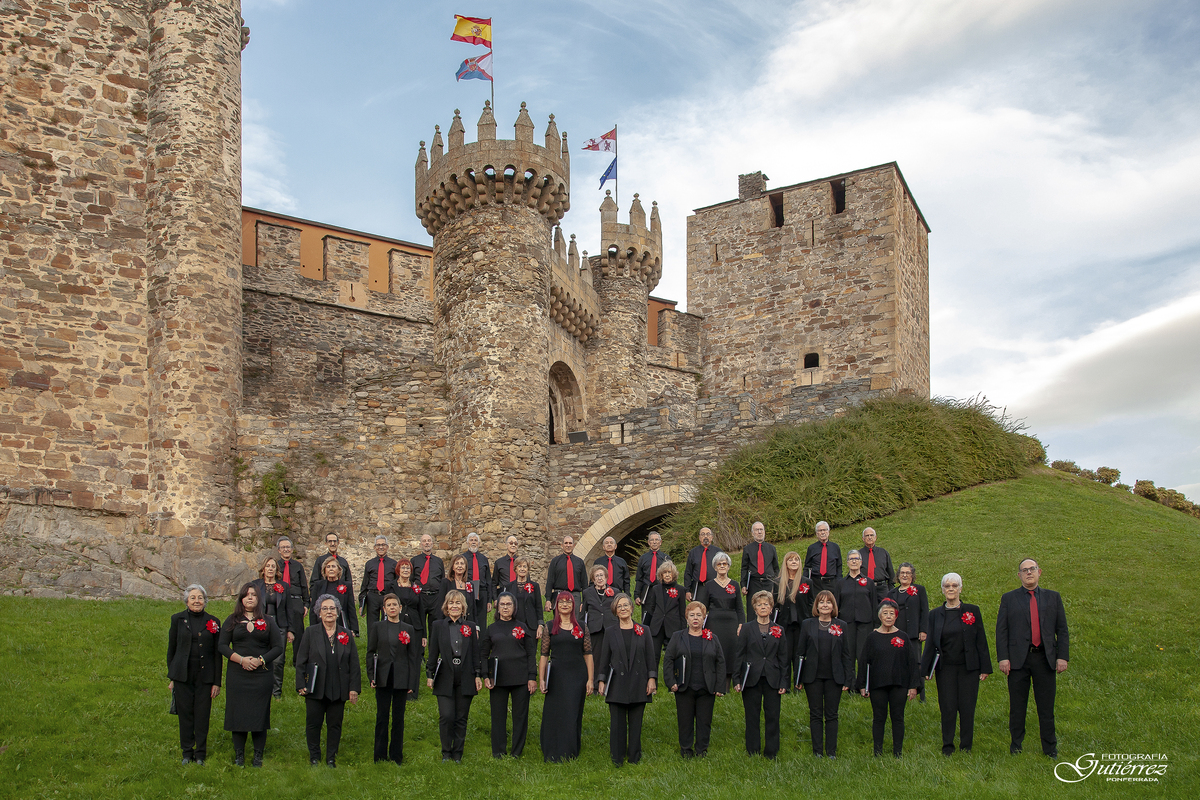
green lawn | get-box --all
[1,468,1196,798]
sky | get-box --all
[240,0,1200,498]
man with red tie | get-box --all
[411,533,445,638]
[683,527,715,602]
[740,521,779,617]
[493,534,520,597]
[592,535,630,596]
[274,536,310,697]
[860,527,895,595]
[360,535,398,631]
[634,531,663,621]
[996,558,1069,758]
[459,532,493,614]
[804,521,842,593]
[544,535,587,613]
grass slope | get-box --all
[0,469,1196,799]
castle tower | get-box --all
[587,192,663,417]
[415,103,570,546]
[145,0,245,538]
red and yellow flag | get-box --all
[451,15,492,47]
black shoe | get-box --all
[442,757,451,762]
[874,749,883,757]
[960,748,971,754]
[1010,746,1022,755]
[272,693,282,699]
[233,751,245,767]
[251,750,263,768]
[181,757,191,765]
[310,758,320,766]
[194,759,205,766]
[1045,751,1058,759]
[326,759,336,768]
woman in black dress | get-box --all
[439,555,481,628]
[776,549,814,687]
[393,557,426,647]
[296,594,361,767]
[888,562,929,700]
[698,551,744,683]
[597,593,657,766]
[663,600,726,758]
[835,549,878,683]
[427,590,482,762]
[166,584,222,765]
[643,560,685,671]
[921,571,991,755]
[795,590,854,757]
[582,565,617,659]
[539,591,594,762]
[367,593,421,764]
[310,558,360,638]
[505,557,543,639]
[482,592,537,758]
[217,582,284,767]
[733,591,789,758]
[857,597,921,756]
[251,556,290,698]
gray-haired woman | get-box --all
[167,584,223,765]
[697,551,745,682]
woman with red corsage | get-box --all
[795,590,854,757]
[582,564,618,660]
[663,600,726,758]
[482,592,538,758]
[921,572,991,755]
[887,562,929,700]
[310,557,359,637]
[539,591,594,762]
[366,593,420,764]
[698,551,745,685]
[503,557,544,640]
[856,597,921,757]
[777,550,815,690]
[596,593,657,765]
[296,593,361,767]
[251,555,290,697]
[392,557,426,649]
[217,582,284,767]
[427,590,483,762]
[643,560,686,672]
[834,549,878,684]
[167,584,222,765]
[733,591,789,758]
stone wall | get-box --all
[895,180,931,397]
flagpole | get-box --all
[490,21,495,111]
[614,123,618,208]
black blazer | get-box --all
[309,553,352,590]
[167,610,223,686]
[582,585,618,634]
[887,584,929,639]
[596,623,657,705]
[733,621,790,690]
[795,617,854,687]
[250,578,290,636]
[545,553,587,597]
[310,579,359,635]
[438,578,482,624]
[922,603,993,676]
[295,623,362,701]
[482,620,537,686]
[663,629,727,694]
[366,619,421,692]
[776,579,816,626]
[740,541,779,586]
[502,579,543,633]
[634,549,665,601]
[427,617,482,696]
[834,574,879,623]
[459,551,493,604]
[996,586,1069,670]
[642,581,686,638]
[804,540,842,580]
[683,545,716,597]
[593,554,630,595]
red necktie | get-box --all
[607,557,614,584]
[566,557,575,591]
[756,544,764,575]
[819,543,827,575]
[419,556,429,584]
[472,554,480,582]
[699,547,708,583]
[649,551,657,583]
[867,547,876,580]
[376,558,384,591]
[282,560,290,584]
[1029,590,1041,647]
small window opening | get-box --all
[803,352,820,369]
[549,399,557,444]
[711,243,720,261]
[830,179,846,214]
[769,192,784,228]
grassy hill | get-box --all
[0,468,1197,798]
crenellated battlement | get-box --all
[592,191,663,291]
[415,101,571,236]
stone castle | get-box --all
[0,1,929,598]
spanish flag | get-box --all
[451,15,492,47]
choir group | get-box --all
[166,523,1069,767]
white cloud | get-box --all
[242,99,297,213]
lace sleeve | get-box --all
[540,626,552,657]
[582,627,592,654]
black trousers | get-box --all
[936,661,980,753]
[436,681,474,760]
[1008,653,1057,754]
[420,593,441,644]
[305,696,346,762]
[869,685,908,755]
[374,685,408,763]
[803,679,842,756]
[271,650,286,696]
[744,579,773,617]
[489,684,531,757]
[174,680,214,759]
[845,621,873,683]
[363,591,387,629]
[742,678,781,758]
[652,632,668,673]
[608,702,646,765]
[231,730,266,755]
[673,687,715,756]
[785,624,802,688]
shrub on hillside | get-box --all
[1134,479,1200,520]
[1080,469,1098,481]
[1096,466,1120,485]
[662,395,1041,553]
[1114,483,1131,492]
[1051,460,1081,474]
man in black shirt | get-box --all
[804,521,841,593]
[634,531,664,621]
[683,527,715,602]
[459,532,493,614]
[310,532,352,592]
[593,535,630,595]
[274,536,309,697]
[360,535,398,631]
[861,527,895,594]
[544,535,587,612]
[740,521,778,617]
[411,533,444,637]
[493,534,520,595]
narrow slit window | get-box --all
[803,352,820,369]
[830,179,846,214]
[769,192,784,228]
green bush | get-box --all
[1050,460,1081,474]
[1096,466,1120,485]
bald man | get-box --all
[593,536,630,595]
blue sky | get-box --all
[241,0,1200,498]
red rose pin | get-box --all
[828,624,843,636]
[906,586,918,596]
[460,624,472,638]
[701,629,713,640]
[413,584,421,594]
[337,631,350,645]
[336,584,346,594]
[858,578,868,586]
[524,583,534,594]
[273,583,284,593]
[513,626,525,640]
[799,584,810,594]
[571,626,584,640]
[891,636,906,648]
[605,587,614,597]
[398,630,411,644]
[667,587,678,598]
[254,619,267,631]
[206,620,220,634]
[961,612,976,625]
[769,625,784,638]
[634,624,644,636]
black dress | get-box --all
[217,615,284,732]
[539,622,592,762]
[698,579,745,678]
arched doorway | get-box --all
[549,361,584,444]
[577,484,696,562]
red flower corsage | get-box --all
[273,583,284,594]
[828,624,843,637]
[398,630,411,644]
[512,626,526,640]
[701,629,713,640]
[460,624,472,638]
[633,623,644,636]
[336,584,347,594]
[858,578,868,586]
[254,618,267,631]
[961,611,976,625]
[905,586,919,596]
[725,583,736,595]
[571,625,584,640]
[412,584,421,594]
[337,631,350,645]
[604,587,614,597]
[667,587,679,598]
[891,636,906,648]
[769,625,784,638]
[799,583,810,594]
[523,582,535,594]
[206,619,220,634]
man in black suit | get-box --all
[274,536,310,696]
[804,521,841,593]
[996,558,1069,757]
[860,527,895,594]
[411,533,444,636]
[493,534,520,595]
[310,532,352,592]
[544,534,587,612]
[634,531,664,622]
[740,521,779,617]
[360,535,398,631]
[460,532,493,614]
[593,535,630,595]
[683,527,715,602]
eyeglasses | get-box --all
[1019,566,1039,574]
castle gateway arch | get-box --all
[575,485,695,563]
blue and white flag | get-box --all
[599,157,617,188]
